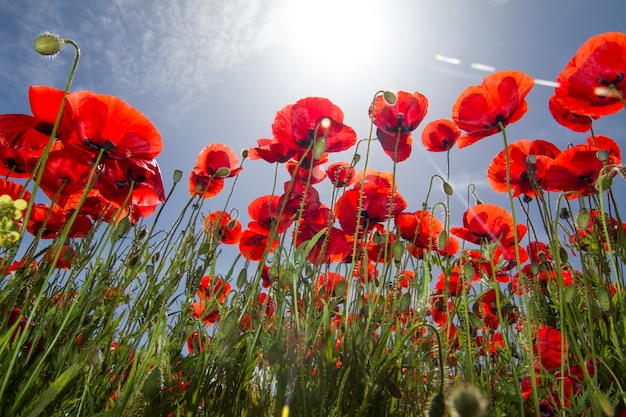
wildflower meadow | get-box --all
[1,30,626,417]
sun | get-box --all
[279,0,391,79]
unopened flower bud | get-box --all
[313,137,327,160]
[446,382,488,417]
[442,181,454,196]
[241,148,249,158]
[215,167,231,178]
[34,33,65,56]
[383,90,397,105]
[172,169,183,184]
[596,149,610,162]
[576,208,591,230]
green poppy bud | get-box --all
[34,33,65,56]
[596,149,610,162]
[241,148,249,158]
[576,208,590,230]
[215,167,231,178]
[313,137,327,160]
[172,169,183,184]
[442,181,454,196]
[446,382,488,417]
[383,90,397,105]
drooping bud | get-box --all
[34,33,65,56]
[383,90,397,105]
[442,181,454,196]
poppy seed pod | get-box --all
[34,33,65,56]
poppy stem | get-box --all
[498,121,538,414]
[608,84,626,110]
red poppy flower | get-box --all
[238,229,279,261]
[420,119,460,152]
[375,128,413,162]
[204,211,242,245]
[248,137,296,163]
[98,158,165,218]
[43,243,77,269]
[316,272,347,300]
[395,209,443,248]
[452,71,534,148]
[548,94,596,132]
[0,86,66,177]
[435,267,468,297]
[429,290,453,326]
[278,180,321,219]
[545,136,620,198]
[294,205,350,265]
[450,204,527,256]
[335,176,407,236]
[486,139,561,197]
[38,143,92,201]
[326,161,355,187]
[366,227,399,264]
[285,152,328,184]
[248,194,294,235]
[272,97,357,153]
[554,32,626,117]
[189,144,242,198]
[0,114,49,177]
[60,90,163,164]
[534,325,567,371]
[26,203,92,239]
[370,90,428,134]
[0,178,31,203]
[191,275,231,326]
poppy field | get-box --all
[1,30,626,416]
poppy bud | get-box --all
[215,167,231,178]
[442,181,454,196]
[446,382,488,417]
[313,137,327,160]
[596,174,613,191]
[352,153,361,165]
[428,391,445,417]
[241,148,249,158]
[34,33,65,56]
[438,231,448,250]
[172,169,183,184]
[392,241,404,260]
[596,149,610,162]
[383,90,397,105]
[576,208,590,230]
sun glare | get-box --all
[280,0,390,79]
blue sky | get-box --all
[0,0,625,262]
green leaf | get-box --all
[23,363,82,417]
